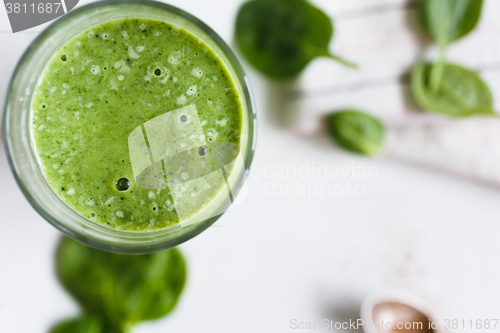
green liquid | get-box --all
[31,18,242,231]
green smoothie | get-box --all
[31,17,243,231]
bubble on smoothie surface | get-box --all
[115,60,130,73]
[105,197,115,205]
[191,68,203,78]
[87,31,94,37]
[116,211,124,218]
[102,33,109,39]
[85,199,95,206]
[67,188,75,195]
[168,52,180,65]
[116,178,130,191]
[186,85,197,96]
[91,65,101,75]
[176,95,187,105]
[118,75,125,81]
[136,45,145,52]
[207,128,219,141]
[128,46,140,59]
[139,23,147,30]
[148,191,155,199]
[200,120,207,126]
[121,31,129,39]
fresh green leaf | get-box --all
[325,110,384,155]
[49,316,113,333]
[235,0,356,79]
[56,238,186,333]
[411,63,495,117]
[420,0,483,49]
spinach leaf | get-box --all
[50,316,114,333]
[420,0,484,49]
[56,238,186,333]
[325,110,384,155]
[411,63,494,117]
[235,0,356,79]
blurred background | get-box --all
[2,0,500,332]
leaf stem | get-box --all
[429,46,447,92]
[300,39,358,69]
[325,53,358,69]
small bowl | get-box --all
[361,292,443,333]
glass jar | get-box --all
[2,0,256,254]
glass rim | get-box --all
[2,0,257,253]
